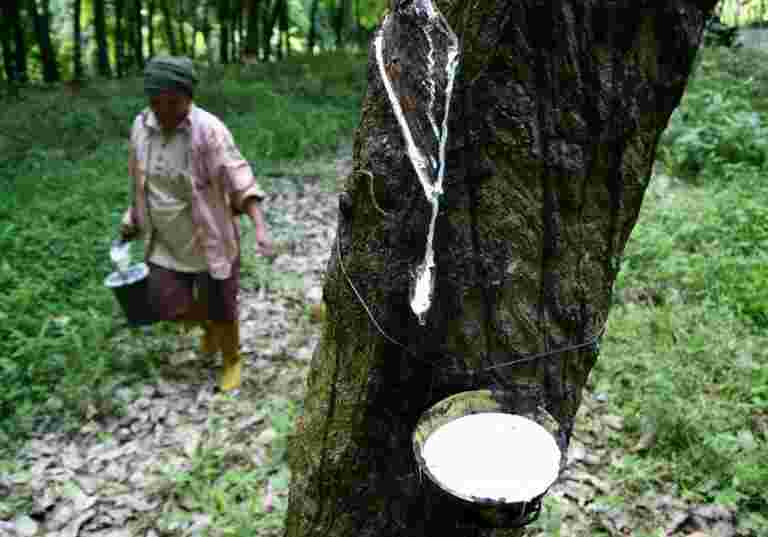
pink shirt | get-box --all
[122,104,265,279]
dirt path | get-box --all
[0,151,736,537]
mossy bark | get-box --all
[285,1,717,536]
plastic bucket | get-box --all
[104,262,155,327]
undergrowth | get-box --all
[593,44,768,534]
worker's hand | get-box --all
[254,228,274,258]
[120,221,139,241]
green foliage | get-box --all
[596,304,768,525]
[615,170,768,329]
[659,46,768,184]
[600,43,768,532]
[156,396,297,535]
[703,15,741,48]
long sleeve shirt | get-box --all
[122,104,265,280]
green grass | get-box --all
[153,396,298,536]
[590,44,768,534]
[0,51,366,448]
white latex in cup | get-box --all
[421,413,561,503]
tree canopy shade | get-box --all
[0,0,388,87]
[284,0,719,536]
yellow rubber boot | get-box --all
[179,320,219,362]
[201,321,218,355]
[216,320,242,392]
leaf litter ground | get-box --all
[0,151,740,537]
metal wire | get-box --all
[335,231,605,373]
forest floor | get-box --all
[0,146,745,537]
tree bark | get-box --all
[73,0,84,80]
[284,1,718,536]
[94,0,111,76]
[29,0,60,83]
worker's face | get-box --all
[149,91,191,131]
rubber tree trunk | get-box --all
[1,9,12,83]
[133,0,145,69]
[231,0,241,62]
[29,0,60,83]
[114,0,125,77]
[93,0,112,76]
[244,0,261,59]
[1,3,19,83]
[179,15,188,56]
[5,0,28,83]
[284,1,718,536]
[277,0,288,59]
[147,0,156,58]
[219,0,230,63]
[263,0,280,60]
[333,0,344,49]
[73,0,84,80]
[160,0,177,55]
[306,0,319,54]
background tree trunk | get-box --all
[147,0,156,58]
[11,0,28,83]
[244,0,261,60]
[114,0,125,77]
[178,12,188,55]
[160,0,177,55]
[263,0,281,60]
[306,0,319,54]
[201,1,215,67]
[284,1,719,536]
[333,0,344,49]
[94,0,111,77]
[133,0,145,69]
[29,0,60,83]
[1,3,20,83]
[278,0,288,59]
[232,0,241,62]
[73,0,84,80]
[1,9,13,83]
[219,0,230,63]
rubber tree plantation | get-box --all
[284,1,718,536]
